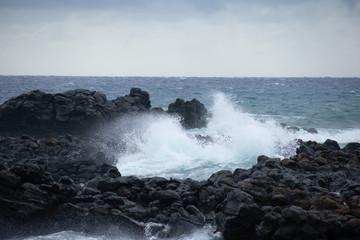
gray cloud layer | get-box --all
[0,0,359,76]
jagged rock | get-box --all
[296,139,317,155]
[303,127,318,134]
[343,142,360,154]
[280,123,318,134]
[1,89,360,240]
[97,177,123,192]
[0,88,151,136]
[216,203,262,240]
[112,88,151,113]
[323,139,341,151]
[1,135,360,239]
[0,88,210,136]
[0,169,22,188]
[194,134,213,145]
[167,98,207,129]
[281,205,307,224]
[287,126,301,132]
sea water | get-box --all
[1,76,359,129]
[20,227,222,240]
[1,76,360,239]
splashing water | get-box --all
[22,227,222,240]
[116,93,360,180]
[204,93,295,161]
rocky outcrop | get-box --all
[0,134,206,239]
[167,98,208,129]
[112,88,151,113]
[1,89,360,239]
[280,123,318,134]
[0,89,208,136]
[0,88,151,136]
[1,135,360,239]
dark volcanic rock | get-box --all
[1,135,360,240]
[216,202,262,240]
[167,98,207,129]
[112,88,151,113]
[280,123,318,134]
[0,88,209,136]
[0,88,151,136]
[323,139,341,151]
[343,142,360,153]
[1,89,360,240]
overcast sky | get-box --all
[0,0,359,77]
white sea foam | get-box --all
[298,128,360,147]
[22,227,220,240]
[23,231,112,240]
[116,93,360,180]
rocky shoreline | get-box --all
[1,89,360,240]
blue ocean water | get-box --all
[1,76,359,129]
[1,76,360,240]
[1,76,360,178]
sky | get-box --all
[0,0,359,77]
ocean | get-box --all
[1,76,360,240]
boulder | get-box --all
[0,169,22,188]
[216,203,262,240]
[303,127,318,134]
[323,139,341,151]
[280,123,318,134]
[112,88,151,113]
[296,140,317,156]
[343,142,360,153]
[167,98,207,129]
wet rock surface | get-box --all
[0,88,151,136]
[167,98,208,129]
[0,88,208,136]
[1,136,359,239]
[1,89,360,239]
[280,122,319,134]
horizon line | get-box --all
[1,74,360,79]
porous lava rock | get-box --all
[167,98,207,129]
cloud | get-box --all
[0,0,359,76]
[342,0,360,9]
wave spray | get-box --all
[116,93,359,180]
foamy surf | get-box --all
[22,226,221,240]
[116,93,360,180]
